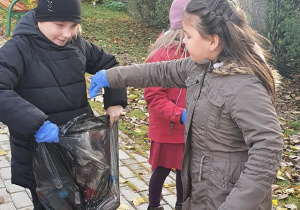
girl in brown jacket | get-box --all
[89,0,283,209]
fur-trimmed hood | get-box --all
[211,60,281,90]
[212,61,253,75]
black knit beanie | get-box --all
[35,0,81,23]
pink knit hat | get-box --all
[169,0,190,30]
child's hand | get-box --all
[34,120,59,143]
[89,70,110,98]
[106,105,124,128]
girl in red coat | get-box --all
[144,0,190,209]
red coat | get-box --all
[144,45,187,144]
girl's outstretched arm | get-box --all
[106,58,192,89]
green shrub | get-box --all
[126,0,173,29]
[81,0,125,12]
[268,0,300,74]
[81,0,96,4]
[103,0,125,12]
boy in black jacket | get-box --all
[0,0,127,209]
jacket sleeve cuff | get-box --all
[171,107,185,123]
[103,87,128,109]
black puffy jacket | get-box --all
[0,10,127,189]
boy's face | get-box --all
[38,21,79,46]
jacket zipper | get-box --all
[171,89,183,135]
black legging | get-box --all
[148,166,183,207]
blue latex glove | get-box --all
[34,120,59,143]
[180,109,187,125]
[89,70,110,98]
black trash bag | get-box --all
[33,114,120,210]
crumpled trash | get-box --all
[33,114,120,210]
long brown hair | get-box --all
[184,0,276,106]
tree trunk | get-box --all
[237,0,269,36]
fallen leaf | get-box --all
[281,163,288,172]
[119,178,127,184]
[128,94,137,99]
[125,145,135,150]
[133,197,147,206]
[290,146,299,151]
[272,185,280,190]
[0,130,7,134]
[284,188,295,194]
[163,183,175,188]
[272,199,278,206]
[277,170,284,176]
[277,176,286,180]
[285,171,293,179]
[284,203,297,210]
[0,150,7,156]
[275,189,283,194]
[117,204,130,210]
[276,194,289,200]
[295,186,300,195]
[138,170,148,175]
[137,100,146,105]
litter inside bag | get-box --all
[33,114,120,210]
